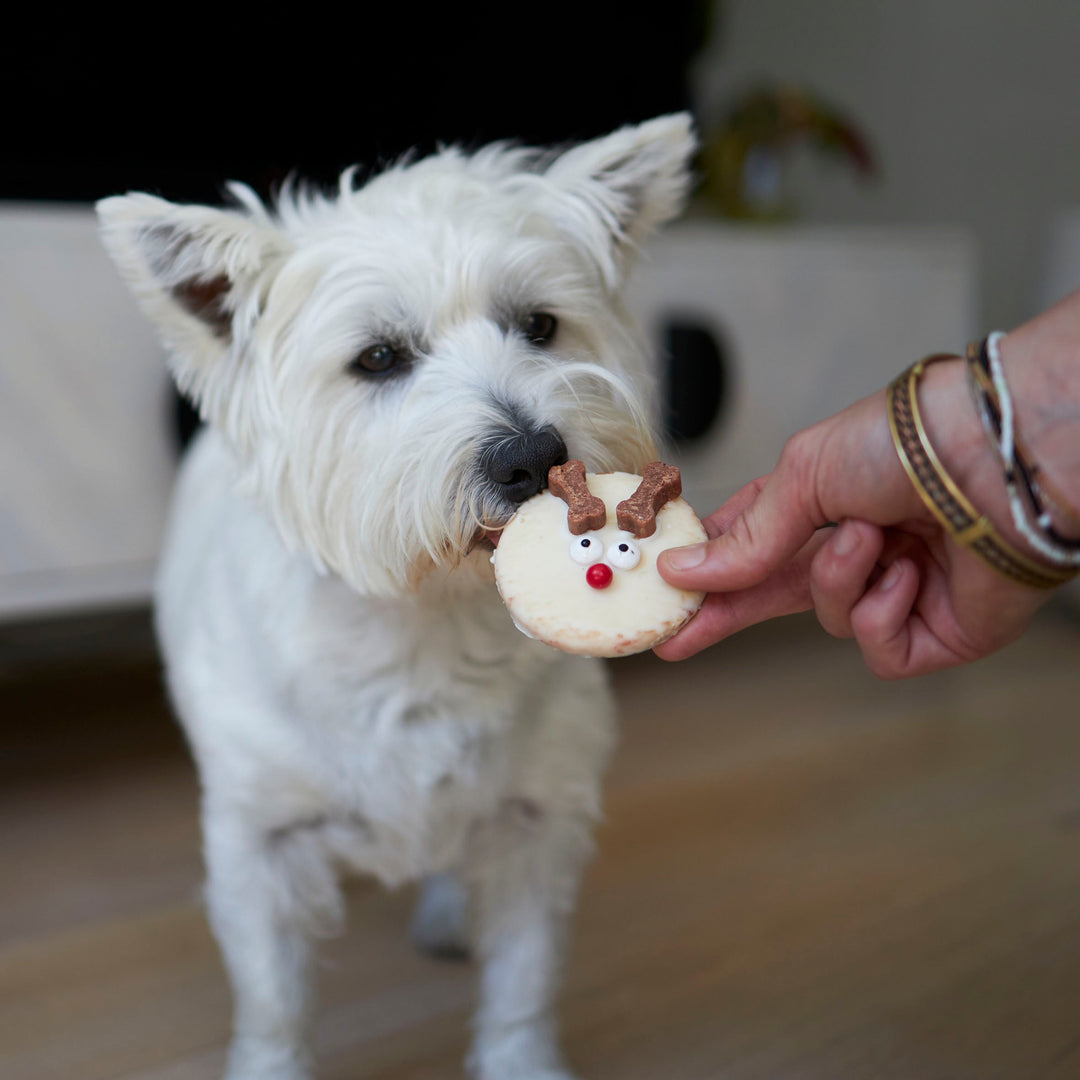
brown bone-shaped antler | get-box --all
[616,461,682,538]
[548,460,607,535]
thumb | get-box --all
[658,437,827,593]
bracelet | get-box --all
[965,333,1080,566]
[887,354,1078,589]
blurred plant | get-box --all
[697,83,876,221]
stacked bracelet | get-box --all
[965,333,1080,566]
[886,353,1078,590]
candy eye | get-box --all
[606,538,640,570]
[568,532,605,565]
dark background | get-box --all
[6,7,713,206]
[5,5,716,448]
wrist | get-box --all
[998,321,1080,537]
[914,354,1076,573]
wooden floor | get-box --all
[3,604,1080,1080]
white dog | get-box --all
[97,113,695,1080]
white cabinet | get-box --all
[0,205,176,620]
[623,221,978,516]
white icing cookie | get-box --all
[492,470,707,657]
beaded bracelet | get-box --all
[886,353,1078,590]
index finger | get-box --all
[699,475,770,539]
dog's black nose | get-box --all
[483,426,568,505]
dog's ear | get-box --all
[542,112,697,285]
[96,189,292,415]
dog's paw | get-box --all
[474,1067,579,1080]
[468,1025,580,1080]
[410,873,472,961]
[223,1036,312,1080]
[507,1072,578,1080]
[472,1065,579,1080]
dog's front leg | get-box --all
[466,810,594,1080]
[204,809,338,1080]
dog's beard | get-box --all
[259,359,658,600]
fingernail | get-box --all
[663,542,707,571]
[878,562,902,592]
[832,524,859,558]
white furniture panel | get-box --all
[623,221,979,517]
[0,205,176,620]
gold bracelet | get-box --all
[887,353,1078,590]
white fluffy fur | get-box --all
[97,113,696,1080]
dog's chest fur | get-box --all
[277,578,570,882]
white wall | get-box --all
[692,0,1080,331]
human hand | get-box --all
[654,354,1059,678]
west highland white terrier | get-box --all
[97,113,696,1080]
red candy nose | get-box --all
[586,563,613,589]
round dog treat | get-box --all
[492,463,707,657]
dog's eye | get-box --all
[521,312,558,345]
[349,343,406,377]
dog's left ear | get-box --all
[542,112,697,286]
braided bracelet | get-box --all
[887,354,1078,590]
[965,333,1080,566]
